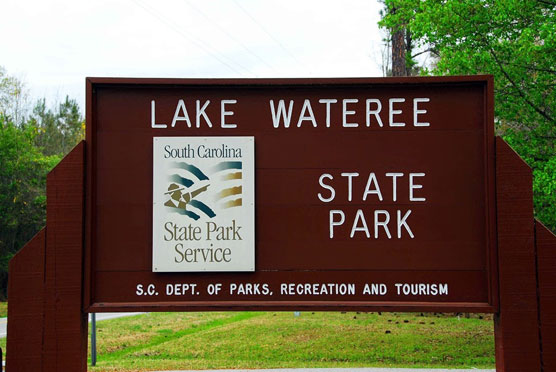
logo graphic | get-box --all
[152,136,254,272]
[163,161,244,221]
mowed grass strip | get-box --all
[97,312,260,360]
[88,312,494,371]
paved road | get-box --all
[158,369,495,372]
[89,312,147,322]
[0,318,6,338]
[0,312,146,338]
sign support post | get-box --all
[7,143,87,372]
[494,138,542,371]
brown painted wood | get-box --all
[494,137,541,371]
[6,229,46,371]
[84,78,95,310]
[85,74,493,86]
[42,142,87,372]
[91,301,492,314]
[85,77,498,312]
[7,143,87,371]
[536,220,556,371]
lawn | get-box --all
[80,311,494,371]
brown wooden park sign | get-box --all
[5,76,556,371]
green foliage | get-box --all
[380,0,556,231]
[31,96,85,156]
[533,158,556,229]
[504,128,556,230]
[0,116,60,298]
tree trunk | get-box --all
[389,4,407,77]
[392,28,406,77]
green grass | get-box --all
[83,312,494,371]
[0,302,7,318]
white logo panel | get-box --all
[152,136,255,272]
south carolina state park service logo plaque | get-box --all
[152,136,255,272]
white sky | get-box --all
[1,0,386,110]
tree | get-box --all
[379,0,430,76]
[30,96,85,156]
[0,67,29,126]
[391,9,408,76]
[380,0,556,231]
[0,116,60,298]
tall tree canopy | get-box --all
[30,96,84,156]
[380,0,556,231]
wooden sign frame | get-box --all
[84,76,498,313]
[5,76,556,372]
